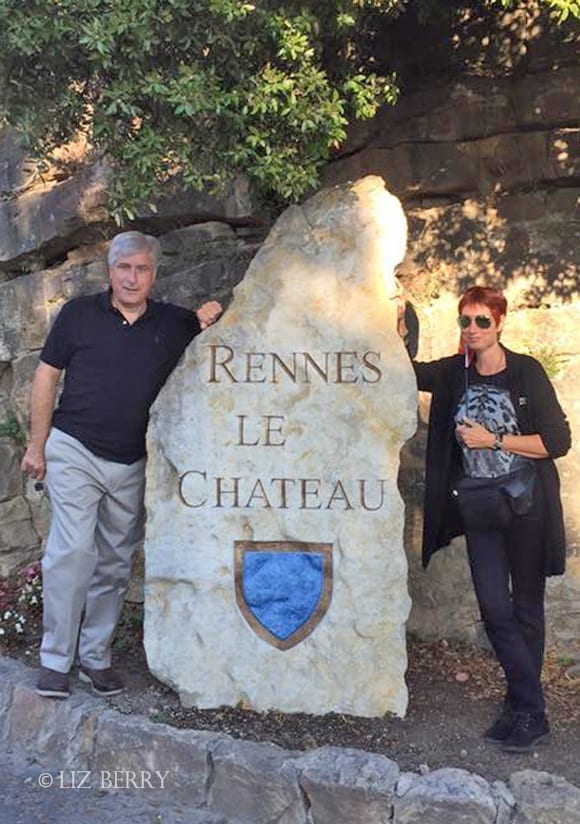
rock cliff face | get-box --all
[0,13,578,661]
[324,61,579,306]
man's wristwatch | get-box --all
[492,433,504,451]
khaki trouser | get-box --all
[41,428,145,673]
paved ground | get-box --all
[0,752,228,824]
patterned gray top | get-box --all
[454,369,533,479]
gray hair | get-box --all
[107,231,162,271]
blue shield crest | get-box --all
[234,541,333,650]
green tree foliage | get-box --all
[0,0,403,220]
[0,0,577,220]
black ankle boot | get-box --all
[484,701,515,744]
[501,712,550,753]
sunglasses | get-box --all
[457,314,492,330]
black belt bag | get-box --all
[453,466,536,531]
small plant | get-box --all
[149,711,170,725]
[17,564,43,612]
[0,410,25,443]
[0,609,27,643]
[0,563,43,648]
[113,603,144,655]
[524,342,568,380]
[556,654,576,668]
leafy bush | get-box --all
[0,0,402,221]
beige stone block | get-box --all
[145,176,416,717]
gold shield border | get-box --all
[234,541,333,651]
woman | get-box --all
[399,286,571,753]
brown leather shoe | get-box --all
[79,666,125,696]
[36,666,71,699]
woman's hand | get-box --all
[456,419,550,458]
[456,418,495,450]
[396,299,408,340]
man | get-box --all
[21,231,223,699]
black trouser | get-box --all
[465,480,546,715]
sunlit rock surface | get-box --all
[144,176,416,717]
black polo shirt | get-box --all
[40,291,201,463]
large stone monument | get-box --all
[144,176,417,717]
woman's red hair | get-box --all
[458,286,507,326]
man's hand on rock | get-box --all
[196,300,223,330]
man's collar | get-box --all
[98,288,155,320]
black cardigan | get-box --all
[413,347,571,576]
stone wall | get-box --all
[2,654,580,824]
